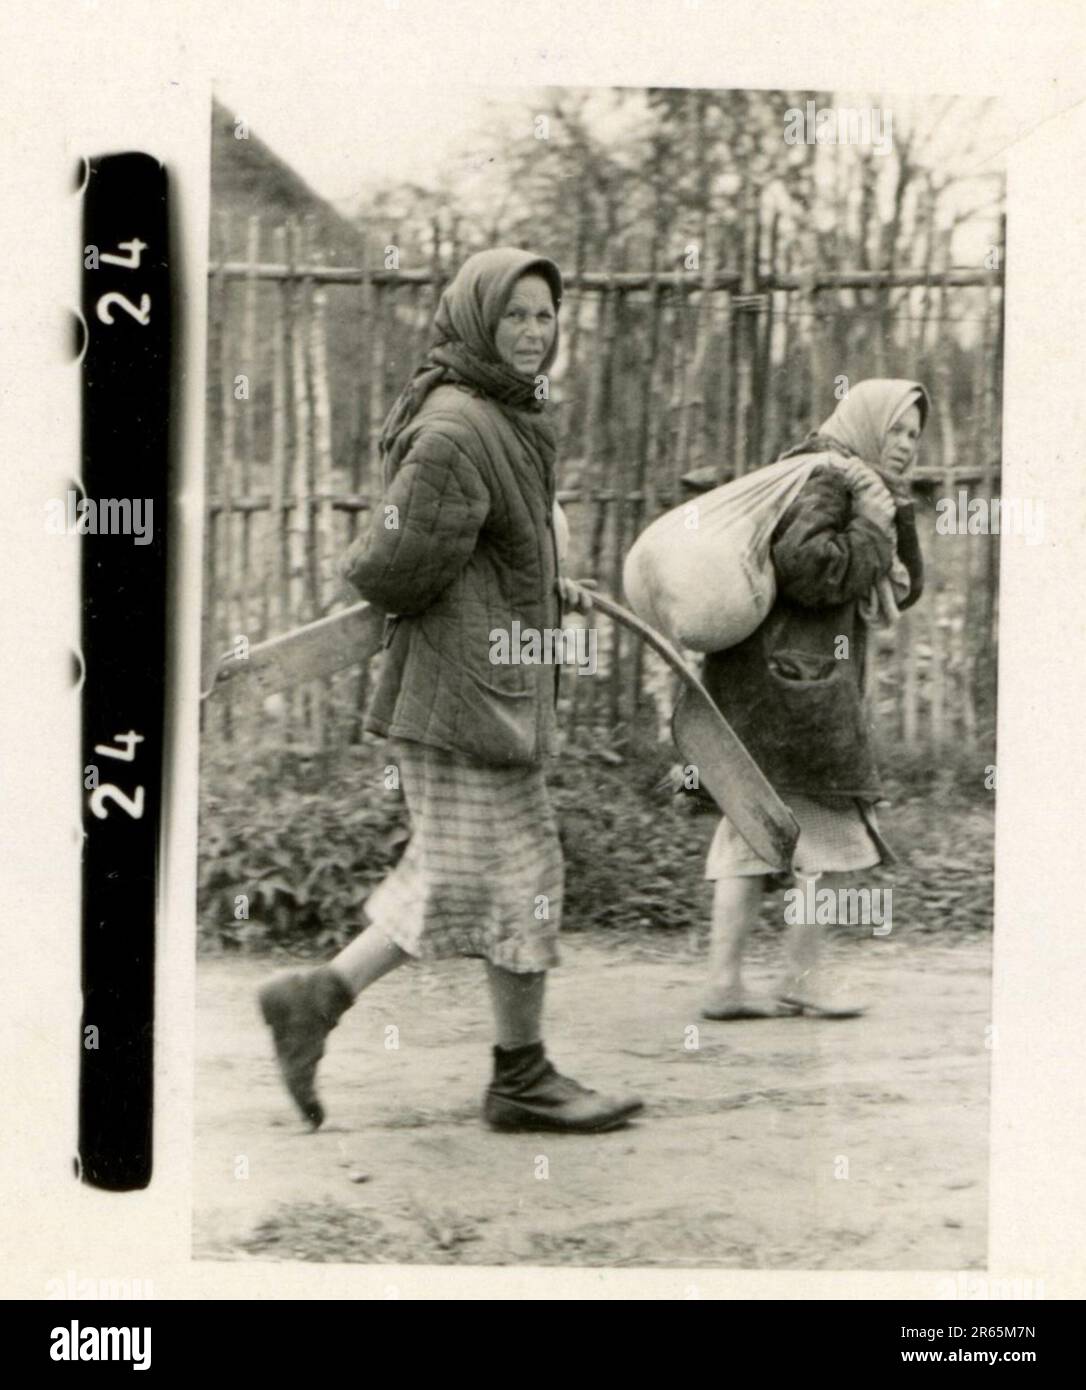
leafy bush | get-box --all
[198,742,409,955]
[197,728,994,955]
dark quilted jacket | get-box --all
[341,383,561,766]
[701,465,924,804]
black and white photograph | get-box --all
[193,82,1007,1271]
[4,0,1086,1328]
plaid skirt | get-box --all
[705,793,887,880]
[364,738,562,973]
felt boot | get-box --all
[258,966,353,1129]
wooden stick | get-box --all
[309,229,335,612]
[367,269,387,486]
[928,519,946,753]
[675,244,710,479]
[202,208,225,717]
[218,211,238,688]
[734,181,758,474]
[629,267,664,721]
[284,218,308,737]
[270,225,290,640]
[559,236,585,458]
[718,278,736,476]
[775,244,794,457]
[588,590,799,867]
[758,214,779,463]
[584,285,609,578]
[300,219,327,748]
[900,608,918,748]
[805,275,825,440]
[241,215,259,638]
[607,262,629,728]
[668,274,688,492]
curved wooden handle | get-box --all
[583,589,717,707]
[582,586,799,869]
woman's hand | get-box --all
[556,576,596,614]
[869,461,915,509]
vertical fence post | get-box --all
[629,265,664,730]
[217,212,237,743]
[241,215,259,641]
[308,225,335,613]
[927,515,946,755]
[347,233,370,549]
[559,242,584,460]
[900,608,918,750]
[735,180,758,474]
[775,245,794,457]
[290,217,310,635]
[283,217,309,741]
[218,211,237,650]
[717,250,736,475]
[344,233,374,747]
[607,241,629,729]
[803,271,824,436]
[367,247,387,490]
[296,218,325,749]
[269,226,290,646]
[754,211,778,465]
[311,232,339,752]
[676,233,711,480]
[202,208,225,731]
[668,262,689,494]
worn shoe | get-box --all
[701,989,801,1021]
[483,1042,644,1134]
[258,966,353,1129]
[777,969,866,1019]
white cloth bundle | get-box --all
[622,453,908,652]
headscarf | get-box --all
[814,378,930,466]
[379,246,563,458]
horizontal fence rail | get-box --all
[208,260,1002,293]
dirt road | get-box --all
[193,933,990,1269]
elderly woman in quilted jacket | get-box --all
[258,248,642,1134]
[699,379,930,1021]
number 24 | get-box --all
[96,237,151,326]
[89,730,145,819]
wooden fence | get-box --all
[203,213,1004,761]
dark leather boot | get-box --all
[483,1042,644,1133]
[258,966,353,1129]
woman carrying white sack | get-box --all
[696,379,930,1020]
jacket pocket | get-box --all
[457,665,539,766]
[765,650,868,783]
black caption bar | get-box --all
[78,153,170,1190]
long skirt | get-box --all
[704,792,888,881]
[364,737,563,974]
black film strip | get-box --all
[78,153,170,1190]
